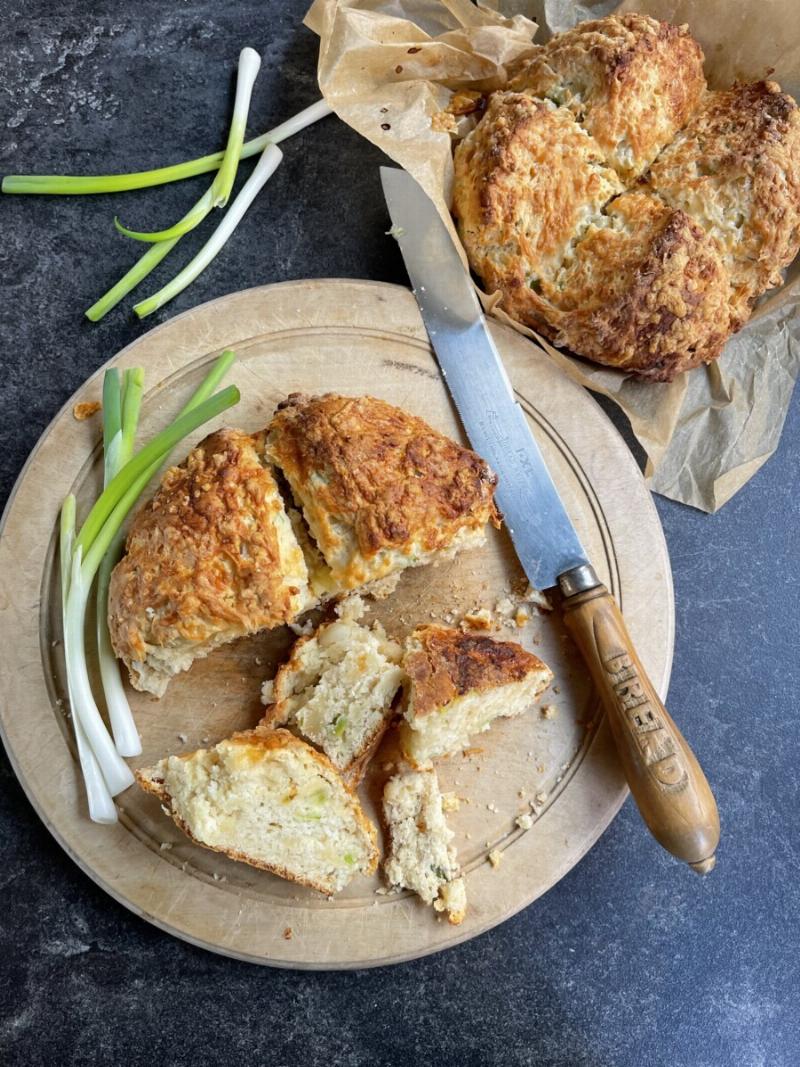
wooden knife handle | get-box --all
[560,567,719,874]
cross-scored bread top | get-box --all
[454,14,800,380]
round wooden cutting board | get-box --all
[0,280,673,969]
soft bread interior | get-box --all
[400,653,553,766]
[263,618,404,773]
[136,731,378,894]
[383,767,466,925]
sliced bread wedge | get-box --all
[260,616,404,782]
[136,729,378,894]
[399,625,553,765]
[383,766,467,925]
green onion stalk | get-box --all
[2,99,331,196]
[96,367,144,758]
[61,365,240,812]
[61,497,117,823]
[113,47,262,244]
[134,144,283,318]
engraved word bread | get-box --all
[452,13,800,381]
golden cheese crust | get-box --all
[648,81,800,328]
[454,92,624,294]
[405,625,550,719]
[266,394,500,589]
[517,191,733,381]
[109,429,311,696]
[509,13,706,179]
[453,91,732,380]
[455,14,800,380]
[135,729,379,893]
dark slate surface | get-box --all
[1,4,798,1065]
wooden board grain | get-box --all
[0,280,674,968]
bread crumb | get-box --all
[517,788,527,798]
[534,791,548,806]
[177,733,187,744]
[486,802,499,813]
[461,608,493,631]
[260,679,274,705]
[72,400,101,421]
[448,89,483,115]
[382,762,395,774]
[495,596,515,618]
[336,593,366,622]
[514,606,530,627]
[488,849,503,869]
[516,813,533,830]
[462,747,484,758]
[541,705,558,720]
[159,842,172,851]
[525,585,552,612]
[283,927,293,941]
[289,618,314,637]
[441,792,460,812]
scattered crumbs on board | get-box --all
[72,400,101,421]
[488,849,503,869]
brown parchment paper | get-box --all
[305,0,800,511]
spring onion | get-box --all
[113,48,262,244]
[62,379,240,809]
[61,497,118,823]
[134,144,283,318]
[96,367,145,758]
[2,100,332,196]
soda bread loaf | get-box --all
[399,625,553,765]
[110,396,500,696]
[260,616,404,782]
[136,729,378,894]
[108,429,312,697]
[383,766,467,925]
[453,13,800,381]
[647,80,800,330]
[266,393,500,590]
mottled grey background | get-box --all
[1,3,798,1065]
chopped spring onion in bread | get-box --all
[60,356,240,816]
[136,730,379,894]
[113,48,262,244]
[133,144,283,318]
[2,100,331,196]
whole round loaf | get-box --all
[452,13,800,381]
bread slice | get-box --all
[399,625,553,765]
[266,393,500,592]
[260,616,404,781]
[135,730,378,894]
[383,767,467,925]
[109,429,313,697]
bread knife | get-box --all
[380,166,719,874]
